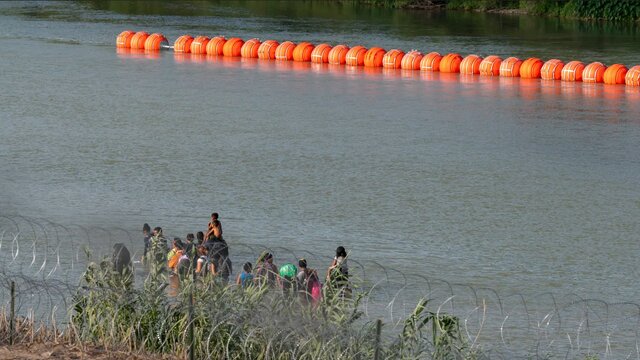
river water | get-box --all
[1,0,640,354]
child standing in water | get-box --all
[236,262,254,288]
[326,246,350,297]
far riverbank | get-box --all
[339,0,640,21]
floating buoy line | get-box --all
[117,30,640,87]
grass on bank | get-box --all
[67,257,476,359]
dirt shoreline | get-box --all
[0,343,176,360]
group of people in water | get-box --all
[140,212,350,303]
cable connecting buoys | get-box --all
[345,46,367,66]
[364,47,386,67]
[541,59,564,80]
[130,31,150,50]
[625,65,640,86]
[383,49,405,69]
[223,37,244,57]
[603,64,628,85]
[561,61,585,82]
[293,42,315,62]
[190,36,210,55]
[241,38,261,58]
[116,30,135,48]
[440,53,462,73]
[257,40,279,60]
[174,35,194,53]
[520,58,544,79]
[421,52,442,71]
[311,44,332,64]
[460,54,483,75]
[479,56,502,76]
[275,41,296,61]
[144,33,168,51]
[401,50,423,70]
[500,57,523,77]
[328,45,349,65]
[583,62,606,83]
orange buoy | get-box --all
[382,49,405,69]
[345,46,367,66]
[520,58,544,79]
[116,30,135,48]
[401,50,423,70]
[240,38,261,58]
[500,57,523,77]
[582,62,606,83]
[144,33,168,51]
[257,40,279,60]
[364,47,386,67]
[311,43,332,64]
[440,53,463,73]
[541,59,564,80]
[460,54,483,75]
[479,56,502,76]
[275,41,296,61]
[625,65,640,86]
[603,64,628,85]
[420,52,442,71]
[206,36,226,56]
[561,61,585,82]
[190,36,210,55]
[174,35,194,53]
[130,31,150,50]
[328,45,349,65]
[223,37,244,57]
[292,42,315,62]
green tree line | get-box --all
[352,0,640,21]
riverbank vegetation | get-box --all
[348,0,640,21]
[65,257,475,359]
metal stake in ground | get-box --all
[10,281,15,345]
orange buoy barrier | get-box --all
[223,37,244,57]
[206,36,227,56]
[541,59,564,80]
[190,36,210,55]
[116,30,135,48]
[293,42,315,62]
[144,33,168,51]
[257,40,279,60]
[275,41,296,61]
[130,31,150,50]
[420,52,442,71]
[561,61,585,82]
[440,53,462,73]
[311,43,332,63]
[401,50,423,70]
[364,47,386,67]
[174,35,194,53]
[383,49,405,69]
[582,62,606,83]
[520,58,544,79]
[625,65,640,86]
[328,45,349,65]
[345,46,367,66]
[603,64,628,85]
[500,57,523,77]
[479,56,502,76]
[240,38,261,58]
[460,54,483,75]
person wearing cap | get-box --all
[279,263,298,297]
